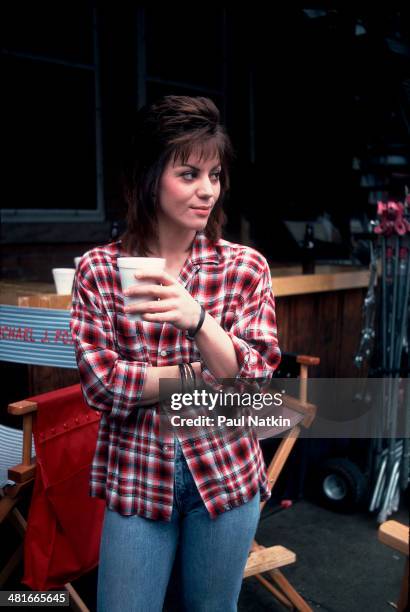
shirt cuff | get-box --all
[110,359,148,420]
[200,333,266,393]
[227,333,253,379]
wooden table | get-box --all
[0,281,59,306]
[271,265,370,297]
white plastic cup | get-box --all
[52,268,76,295]
[74,256,82,268]
[117,257,166,321]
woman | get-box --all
[70,95,281,612]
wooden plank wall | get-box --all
[275,288,368,378]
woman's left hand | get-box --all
[124,270,201,331]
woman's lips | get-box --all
[190,207,211,216]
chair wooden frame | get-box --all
[2,340,318,612]
[1,398,89,612]
[378,520,409,612]
[243,355,318,611]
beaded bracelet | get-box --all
[186,363,196,388]
[178,363,196,394]
[184,363,195,393]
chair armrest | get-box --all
[379,521,409,556]
[8,400,38,416]
[295,353,320,403]
[296,355,320,367]
[7,400,37,482]
[7,463,36,485]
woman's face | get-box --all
[156,151,221,233]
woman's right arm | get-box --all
[70,262,197,420]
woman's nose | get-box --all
[197,177,215,198]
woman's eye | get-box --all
[181,172,221,181]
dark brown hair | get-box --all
[121,96,234,255]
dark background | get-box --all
[1,6,409,272]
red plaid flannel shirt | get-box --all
[70,231,281,520]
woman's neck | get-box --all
[147,226,196,260]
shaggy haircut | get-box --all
[121,95,234,255]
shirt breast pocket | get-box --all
[115,314,147,361]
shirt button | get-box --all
[164,445,170,452]
[160,350,167,357]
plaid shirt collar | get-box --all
[189,231,220,265]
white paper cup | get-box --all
[117,257,166,321]
[52,268,76,295]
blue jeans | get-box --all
[97,437,260,612]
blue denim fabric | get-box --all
[97,437,260,612]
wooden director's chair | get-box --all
[1,386,103,612]
[243,354,319,611]
[2,350,318,612]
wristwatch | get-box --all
[186,305,206,340]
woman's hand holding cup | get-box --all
[123,268,201,331]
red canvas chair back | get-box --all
[19,384,105,591]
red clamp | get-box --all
[374,201,410,236]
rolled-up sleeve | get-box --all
[70,264,147,421]
[201,257,281,392]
